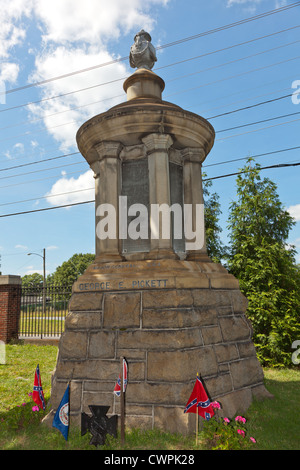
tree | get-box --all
[203,175,225,263]
[226,159,300,366]
[22,273,44,288]
[50,253,95,286]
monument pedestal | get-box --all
[46,259,270,434]
[44,31,272,435]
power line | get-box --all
[203,162,300,182]
[203,145,300,168]
[215,110,300,133]
[0,108,299,181]
[1,2,299,97]
[1,144,299,207]
[0,151,80,172]
[0,161,299,218]
[1,52,299,147]
[1,24,299,116]
[1,36,298,135]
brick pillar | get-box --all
[0,275,22,343]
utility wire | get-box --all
[1,2,299,97]
[1,36,298,134]
[0,161,299,218]
[0,108,299,179]
[1,24,299,115]
[1,144,300,207]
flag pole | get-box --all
[196,408,199,446]
[196,372,199,446]
[120,356,125,446]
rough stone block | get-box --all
[231,290,249,314]
[237,340,257,358]
[126,382,191,406]
[142,289,193,308]
[217,388,253,418]
[201,325,222,345]
[73,360,120,381]
[117,328,203,351]
[104,292,140,328]
[214,343,239,363]
[192,289,232,308]
[88,331,116,358]
[59,331,88,359]
[203,373,233,398]
[154,406,192,435]
[68,292,103,311]
[219,316,251,342]
[147,347,218,382]
[65,311,101,330]
[142,307,218,329]
[82,391,113,414]
[209,273,240,289]
[230,357,264,389]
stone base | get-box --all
[45,259,271,435]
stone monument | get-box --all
[45,30,271,434]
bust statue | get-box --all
[129,30,157,70]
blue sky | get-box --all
[0,0,300,277]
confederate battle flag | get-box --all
[33,364,46,410]
[184,374,214,420]
[113,358,128,397]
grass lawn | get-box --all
[0,343,299,450]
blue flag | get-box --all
[52,384,69,441]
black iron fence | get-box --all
[19,283,72,338]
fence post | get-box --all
[0,275,22,343]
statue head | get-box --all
[129,29,157,70]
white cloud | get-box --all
[45,169,94,206]
[288,204,300,222]
[25,0,169,150]
[28,45,127,150]
[226,0,287,9]
[15,244,28,250]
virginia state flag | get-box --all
[184,374,214,421]
[32,364,46,410]
[113,359,128,397]
[52,384,69,441]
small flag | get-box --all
[184,374,214,421]
[52,384,70,441]
[32,364,45,410]
[113,358,128,397]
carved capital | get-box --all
[94,141,123,161]
[142,133,173,155]
[181,147,205,164]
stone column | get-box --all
[0,275,22,343]
[93,141,123,262]
[182,148,210,262]
[143,133,178,259]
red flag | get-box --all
[33,364,45,410]
[184,374,214,420]
[113,359,128,397]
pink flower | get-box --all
[22,403,27,406]
[237,429,245,437]
[235,415,246,424]
[32,405,39,412]
[211,401,221,409]
[250,437,256,443]
[28,392,33,397]
[223,417,230,424]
